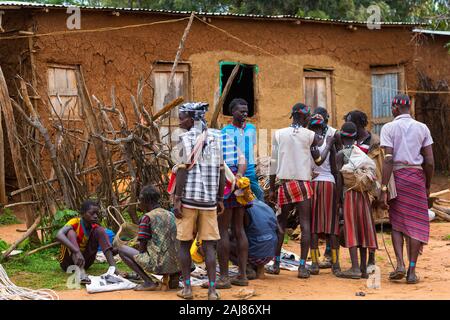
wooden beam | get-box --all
[210,63,240,129]
[151,97,184,121]
[0,69,6,205]
[0,67,36,240]
[163,12,195,106]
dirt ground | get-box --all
[1,175,449,300]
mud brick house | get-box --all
[0,1,449,198]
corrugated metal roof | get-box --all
[0,1,424,27]
[413,28,450,36]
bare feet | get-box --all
[256,265,266,279]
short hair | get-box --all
[229,98,248,113]
[313,107,329,122]
[139,185,160,206]
[343,110,368,129]
[341,121,357,136]
[80,199,99,214]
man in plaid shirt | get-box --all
[173,102,238,301]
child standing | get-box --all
[336,122,378,279]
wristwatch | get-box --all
[381,185,388,192]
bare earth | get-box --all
[1,176,449,300]
[2,222,448,300]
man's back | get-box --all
[380,114,433,165]
[270,126,315,181]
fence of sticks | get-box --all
[0,13,201,260]
[0,69,186,260]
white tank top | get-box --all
[313,126,336,183]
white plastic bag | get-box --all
[86,266,136,294]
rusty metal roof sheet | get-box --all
[0,1,424,27]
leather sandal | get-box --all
[231,277,249,286]
[336,269,362,279]
[389,268,406,281]
[177,289,194,300]
[266,264,280,275]
[406,274,420,284]
[208,290,221,300]
[134,283,159,291]
[297,267,310,279]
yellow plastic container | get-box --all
[190,240,205,264]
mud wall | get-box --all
[29,10,417,122]
[25,10,420,158]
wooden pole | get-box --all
[76,66,118,207]
[26,242,59,256]
[0,73,6,205]
[0,67,37,242]
[152,97,184,121]
[210,63,240,129]
[11,85,74,209]
[430,189,450,198]
[163,12,195,106]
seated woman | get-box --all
[118,185,181,291]
[56,199,118,284]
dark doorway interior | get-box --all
[220,62,256,117]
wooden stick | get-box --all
[0,71,5,205]
[9,154,154,197]
[210,63,240,129]
[436,199,450,205]
[76,66,117,207]
[152,97,184,121]
[0,67,36,239]
[26,242,59,256]
[430,189,450,198]
[434,204,450,215]
[163,12,195,106]
[13,79,74,209]
[4,201,40,208]
[431,208,450,222]
[1,216,41,261]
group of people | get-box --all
[55,93,434,300]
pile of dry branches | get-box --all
[0,70,182,259]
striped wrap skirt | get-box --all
[343,190,378,249]
[388,168,429,244]
[311,181,339,236]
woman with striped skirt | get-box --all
[336,122,378,279]
[308,114,341,275]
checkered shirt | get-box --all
[180,128,238,205]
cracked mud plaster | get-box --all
[3,11,447,135]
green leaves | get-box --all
[53,209,79,225]
[0,208,19,226]
[0,239,9,251]
[49,209,79,239]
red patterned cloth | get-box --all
[311,181,339,236]
[343,190,378,249]
[277,180,313,206]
